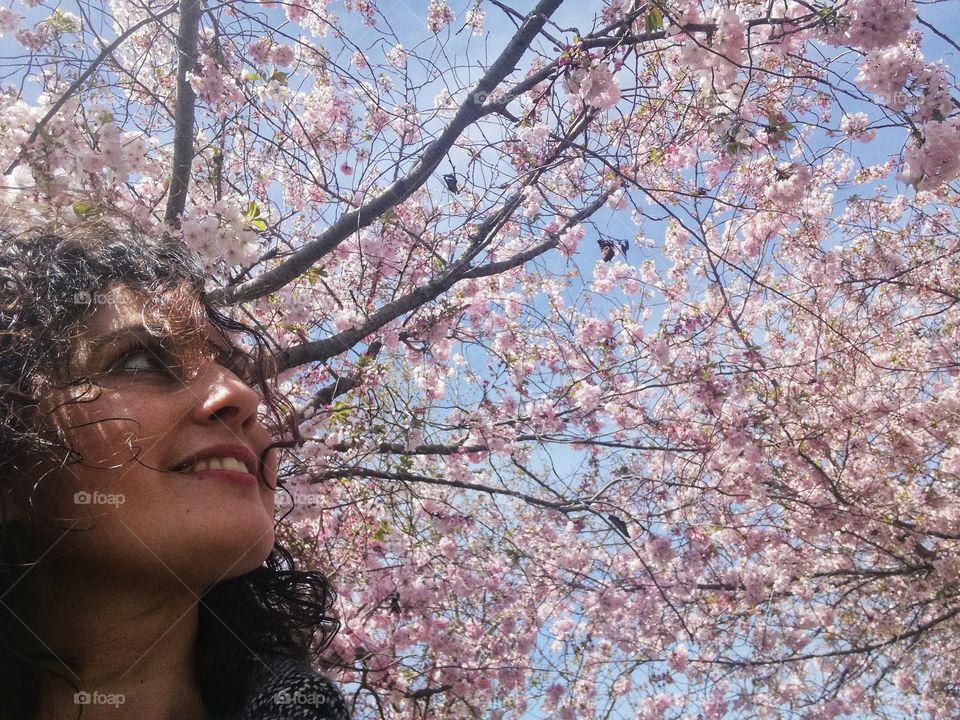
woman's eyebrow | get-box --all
[92,323,227,348]
[204,332,242,355]
[91,325,153,349]
[75,325,149,363]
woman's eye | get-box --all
[113,347,174,375]
[122,352,164,372]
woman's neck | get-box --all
[15,562,210,720]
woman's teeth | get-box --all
[185,457,250,474]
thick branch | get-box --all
[164,0,202,226]
[299,340,383,414]
[405,685,453,700]
[276,144,610,371]
[274,191,527,371]
[316,437,696,455]
[465,192,609,280]
[275,189,616,371]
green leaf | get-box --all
[816,4,840,27]
[305,267,328,282]
[72,200,98,216]
[331,400,351,423]
[46,9,80,34]
[243,201,268,232]
[645,7,664,33]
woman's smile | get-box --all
[170,442,265,485]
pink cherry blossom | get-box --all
[271,44,295,67]
[465,2,484,34]
[564,63,621,110]
[824,0,915,51]
[0,7,22,35]
[899,117,960,190]
[248,38,272,65]
[426,0,454,32]
[840,112,876,142]
[385,43,407,68]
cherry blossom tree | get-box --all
[1,0,959,716]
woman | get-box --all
[0,224,349,719]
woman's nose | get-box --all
[188,363,262,433]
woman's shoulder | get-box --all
[232,653,351,720]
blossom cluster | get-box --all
[563,62,621,110]
[899,116,960,190]
[678,8,746,90]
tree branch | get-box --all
[273,190,527,371]
[273,187,613,371]
[464,192,610,280]
[315,466,590,512]
[298,340,383,414]
[164,0,202,226]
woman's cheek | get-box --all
[263,447,279,490]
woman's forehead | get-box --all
[73,284,224,365]
[83,284,202,333]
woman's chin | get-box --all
[218,525,276,577]
[170,521,277,587]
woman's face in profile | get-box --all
[19,283,278,591]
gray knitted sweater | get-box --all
[231,656,351,720]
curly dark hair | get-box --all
[0,223,338,718]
